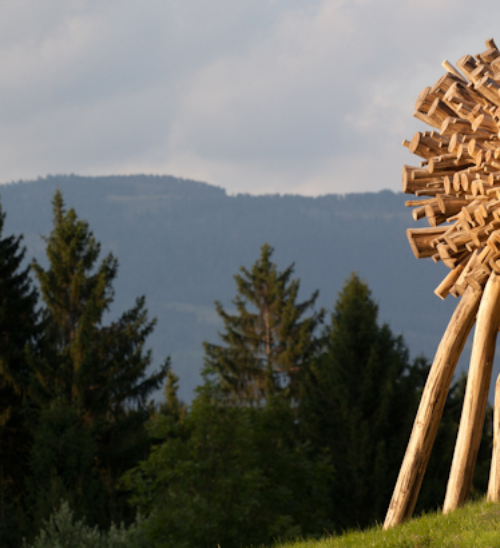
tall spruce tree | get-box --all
[29,190,167,527]
[0,204,40,546]
[204,244,323,404]
[300,273,427,530]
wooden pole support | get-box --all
[443,272,500,513]
[487,374,500,502]
[383,285,481,529]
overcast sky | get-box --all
[1,1,499,195]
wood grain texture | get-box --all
[443,272,500,513]
[487,374,500,502]
[383,285,481,529]
[435,263,465,300]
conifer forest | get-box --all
[0,188,492,548]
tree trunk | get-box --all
[444,272,500,513]
[384,285,481,529]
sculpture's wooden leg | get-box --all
[487,374,500,502]
[384,285,481,530]
[443,273,500,513]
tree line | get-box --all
[0,191,491,547]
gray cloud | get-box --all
[0,0,499,194]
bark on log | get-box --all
[443,272,500,513]
[383,285,481,529]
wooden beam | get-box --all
[406,227,448,259]
[435,263,466,300]
[487,373,500,502]
[443,272,500,513]
[383,285,482,529]
[442,59,467,82]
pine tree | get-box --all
[300,273,426,530]
[123,381,332,548]
[29,190,167,526]
[203,244,323,404]
[159,370,187,422]
[0,204,40,545]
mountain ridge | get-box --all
[0,174,477,401]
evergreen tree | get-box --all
[0,204,40,545]
[300,273,427,530]
[204,244,323,404]
[123,381,332,548]
[29,191,167,527]
[158,370,187,423]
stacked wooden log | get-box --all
[385,38,500,531]
[404,38,500,300]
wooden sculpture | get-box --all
[384,38,500,529]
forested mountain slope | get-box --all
[0,174,469,401]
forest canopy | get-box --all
[0,187,489,548]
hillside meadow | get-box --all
[275,499,500,548]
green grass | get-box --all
[274,499,500,548]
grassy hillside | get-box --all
[276,499,500,548]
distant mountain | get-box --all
[0,174,481,401]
